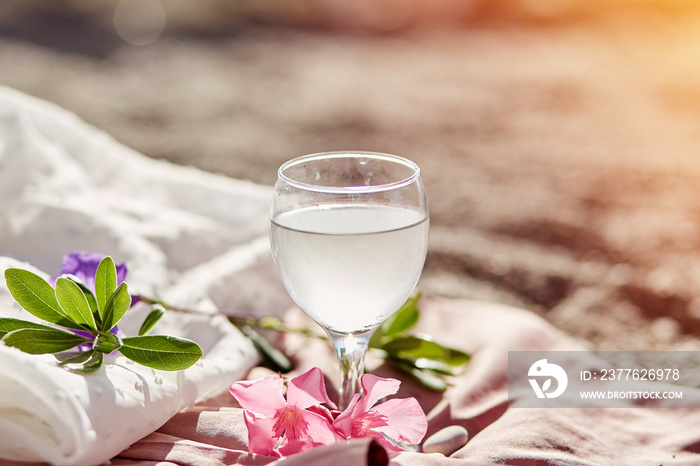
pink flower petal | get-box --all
[366,432,406,452]
[277,435,316,457]
[349,409,388,438]
[287,367,337,410]
[276,410,342,456]
[303,409,343,445]
[230,375,286,416]
[272,405,309,439]
[357,374,400,412]
[306,404,335,425]
[243,411,279,457]
[372,397,427,445]
[331,393,361,439]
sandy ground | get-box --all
[3,2,700,352]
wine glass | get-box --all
[270,151,429,409]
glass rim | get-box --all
[277,151,421,194]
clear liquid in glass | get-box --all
[271,203,429,334]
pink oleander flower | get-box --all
[333,374,428,452]
[230,368,428,457]
[229,367,342,457]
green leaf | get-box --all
[93,332,123,354]
[64,275,101,328]
[383,292,421,336]
[3,268,84,330]
[101,282,130,331]
[442,347,471,367]
[58,350,103,373]
[3,328,91,354]
[0,317,59,338]
[139,305,165,336]
[55,350,87,363]
[382,335,447,360]
[392,356,456,375]
[55,277,96,331]
[370,291,421,347]
[381,334,470,368]
[120,335,203,371]
[239,325,293,373]
[95,257,117,318]
[389,359,448,392]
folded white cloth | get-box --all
[0,86,291,465]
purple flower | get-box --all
[56,251,128,291]
[52,251,130,351]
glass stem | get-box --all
[327,329,375,410]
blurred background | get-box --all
[3,0,700,351]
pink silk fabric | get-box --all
[112,297,700,466]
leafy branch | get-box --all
[1,254,469,389]
[143,292,470,391]
[369,292,470,391]
[1,257,202,373]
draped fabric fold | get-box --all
[3,86,700,466]
[0,86,289,465]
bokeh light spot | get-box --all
[113,0,166,46]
